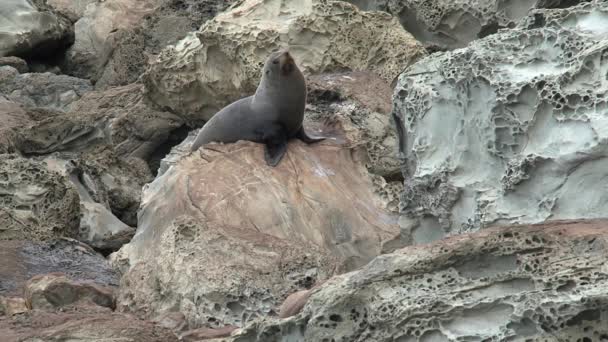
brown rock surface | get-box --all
[24,273,115,311]
[112,133,399,327]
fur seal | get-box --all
[190,49,324,166]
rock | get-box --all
[0,66,93,111]
[96,0,236,89]
[0,311,179,341]
[153,311,189,332]
[112,135,399,327]
[0,97,31,153]
[347,0,583,50]
[0,154,80,241]
[0,0,73,58]
[24,273,114,311]
[392,0,608,243]
[47,0,97,22]
[142,0,426,125]
[229,219,608,341]
[181,326,239,341]
[42,149,152,250]
[0,239,119,297]
[278,287,316,319]
[0,297,28,316]
[0,57,28,73]
[63,0,162,80]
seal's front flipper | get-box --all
[264,140,287,166]
[296,126,325,144]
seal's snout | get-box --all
[279,51,295,75]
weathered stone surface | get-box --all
[0,0,73,58]
[0,155,80,241]
[24,273,114,311]
[112,135,399,328]
[0,66,92,111]
[96,0,236,89]
[392,0,608,243]
[0,97,31,153]
[228,219,608,341]
[63,0,162,80]
[347,0,585,50]
[0,239,119,297]
[0,311,179,342]
[0,297,28,316]
[181,325,238,341]
[47,0,97,22]
[0,57,28,73]
[142,0,426,125]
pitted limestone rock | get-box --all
[346,0,583,50]
[392,0,608,243]
[142,0,426,125]
[225,219,608,341]
[0,155,80,241]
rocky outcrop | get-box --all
[142,0,426,125]
[0,57,28,73]
[0,0,73,58]
[47,0,97,22]
[228,219,608,341]
[392,0,608,243]
[346,0,585,50]
[63,0,162,80]
[0,239,118,297]
[24,273,115,310]
[0,66,92,111]
[95,0,236,89]
[112,133,400,328]
[0,311,179,342]
[0,155,80,241]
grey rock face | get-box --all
[0,66,92,111]
[347,0,585,50]
[392,0,608,243]
[0,0,73,58]
[227,219,608,341]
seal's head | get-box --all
[263,49,299,80]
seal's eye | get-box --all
[272,59,279,65]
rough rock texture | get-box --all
[0,66,92,111]
[24,273,115,310]
[0,0,73,58]
[0,239,119,297]
[42,149,152,250]
[63,0,162,80]
[142,0,426,125]
[0,297,28,316]
[0,57,29,73]
[47,0,97,22]
[227,219,608,341]
[0,311,179,342]
[112,135,400,328]
[0,155,80,241]
[392,0,608,243]
[347,0,586,50]
[96,0,236,89]
[0,97,31,153]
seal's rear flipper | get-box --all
[296,127,325,144]
[264,141,287,166]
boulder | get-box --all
[392,0,608,243]
[0,57,28,73]
[24,273,114,310]
[0,66,92,111]
[0,0,73,58]
[346,0,585,50]
[0,239,118,297]
[63,0,163,80]
[96,0,236,89]
[0,97,31,153]
[0,311,179,342]
[0,154,80,241]
[112,135,400,327]
[142,0,426,125]
[47,0,97,22]
[229,219,608,341]
[0,297,28,316]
